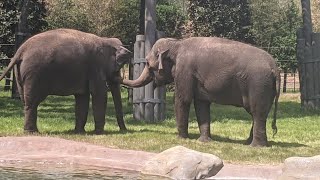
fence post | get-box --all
[133,35,145,120]
[144,0,156,122]
[297,28,306,106]
[298,0,320,109]
[154,30,166,121]
[311,33,320,107]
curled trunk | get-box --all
[122,66,153,87]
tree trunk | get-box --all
[12,0,30,99]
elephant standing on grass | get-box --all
[0,29,131,134]
[122,37,280,147]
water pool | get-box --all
[0,162,169,180]
[0,163,140,179]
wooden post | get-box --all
[154,30,166,121]
[133,35,145,120]
[298,0,320,108]
[144,0,156,122]
[297,28,306,106]
[311,33,320,107]
[132,0,166,121]
[301,0,312,47]
[302,0,314,108]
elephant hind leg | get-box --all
[22,76,47,133]
[74,93,90,134]
[23,93,43,133]
[248,97,273,147]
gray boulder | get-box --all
[279,155,320,180]
[141,146,223,179]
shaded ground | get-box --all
[0,136,283,179]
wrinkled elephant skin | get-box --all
[0,29,131,134]
[122,37,280,147]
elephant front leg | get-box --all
[74,93,90,134]
[91,87,107,135]
[175,96,191,139]
[109,83,127,131]
[194,100,212,142]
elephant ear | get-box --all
[157,48,169,71]
[116,46,132,66]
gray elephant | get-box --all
[122,37,280,147]
[0,28,131,134]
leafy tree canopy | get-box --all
[0,0,47,57]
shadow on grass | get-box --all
[188,133,307,148]
[43,127,177,136]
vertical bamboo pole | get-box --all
[133,35,145,120]
[139,36,145,119]
[311,33,320,107]
[154,30,166,121]
[144,0,156,122]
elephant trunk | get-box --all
[122,66,153,87]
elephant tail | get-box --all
[0,56,19,81]
[272,68,281,138]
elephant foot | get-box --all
[24,128,39,134]
[119,127,128,133]
[177,133,189,139]
[197,135,212,142]
[250,140,269,147]
[119,125,127,131]
[74,128,86,134]
[94,129,105,135]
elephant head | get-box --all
[122,38,178,87]
[105,38,132,70]
[103,38,132,84]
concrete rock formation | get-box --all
[141,146,223,179]
[279,155,320,180]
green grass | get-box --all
[0,88,319,165]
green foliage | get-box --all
[157,1,186,38]
[45,0,185,47]
[187,0,255,44]
[45,0,92,32]
[0,0,47,57]
[98,0,140,47]
[250,0,301,71]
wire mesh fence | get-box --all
[0,43,300,93]
[0,44,14,91]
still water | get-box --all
[0,163,142,180]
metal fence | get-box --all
[262,46,299,93]
[0,43,300,93]
[0,44,14,91]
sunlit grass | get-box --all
[0,88,319,165]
